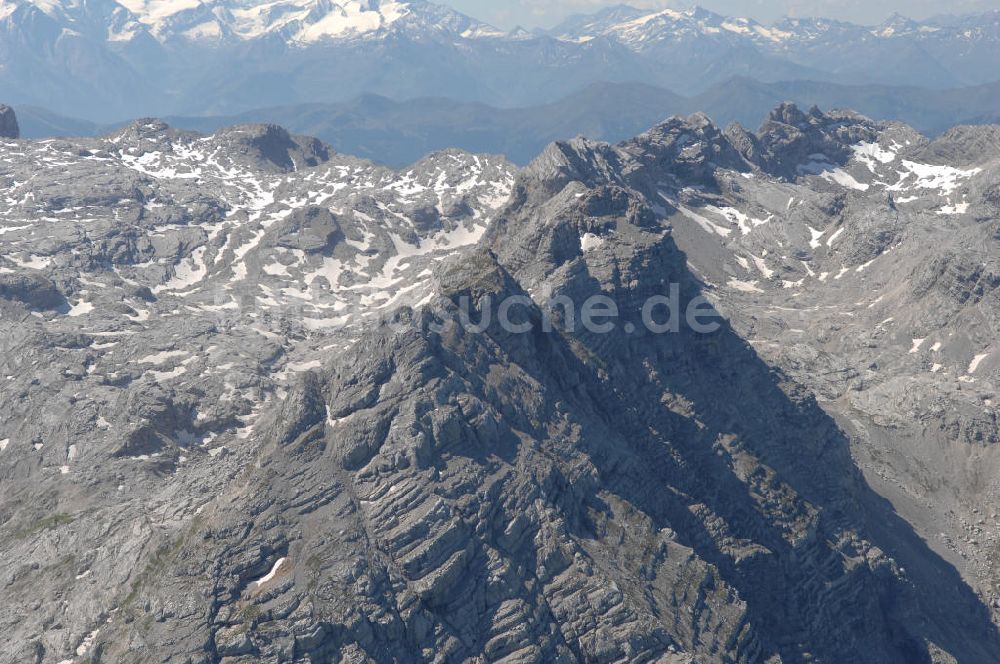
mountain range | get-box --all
[4,0,1000,120]
[1,98,1000,661]
[13,77,1000,167]
[4,1,1000,661]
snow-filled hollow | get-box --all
[254,557,288,588]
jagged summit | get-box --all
[753,102,880,178]
[528,103,881,187]
[765,101,820,127]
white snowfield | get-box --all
[116,0,411,41]
[791,140,983,199]
[887,161,982,195]
[968,353,990,375]
[558,7,794,47]
[36,0,504,44]
[550,4,1000,55]
[852,141,899,172]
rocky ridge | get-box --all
[0,103,999,662]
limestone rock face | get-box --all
[1,106,1000,663]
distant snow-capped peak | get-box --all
[4,0,999,51]
[546,4,1000,49]
[550,5,795,47]
[2,0,505,44]
[113,0,415,41]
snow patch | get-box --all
[66,300,94,317]
[9,254,53,270]
[938,201,970,215]
[137,350,188,365]
[580,232,605,251]
[852,142,897,172]
[705,205,770,235]
[287,359,322,372]
[728,279,763,293]
[751,255,774,279]
[76,629,99,657]
[154,246,208,293]
[807,226,825,249]
[822,169,869,191]
[968,353,990,374]
[146,366,187,381]
[254,557,288,587]
[663,196,731,237]
[888,161,981,194]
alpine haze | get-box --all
[5,0,1000,120]
[448,0,1000,29]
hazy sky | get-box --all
[446,0,1000,29]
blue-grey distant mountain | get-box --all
[164,83,689,166]
[3,0,1000,120]
[15,78,1000,167]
